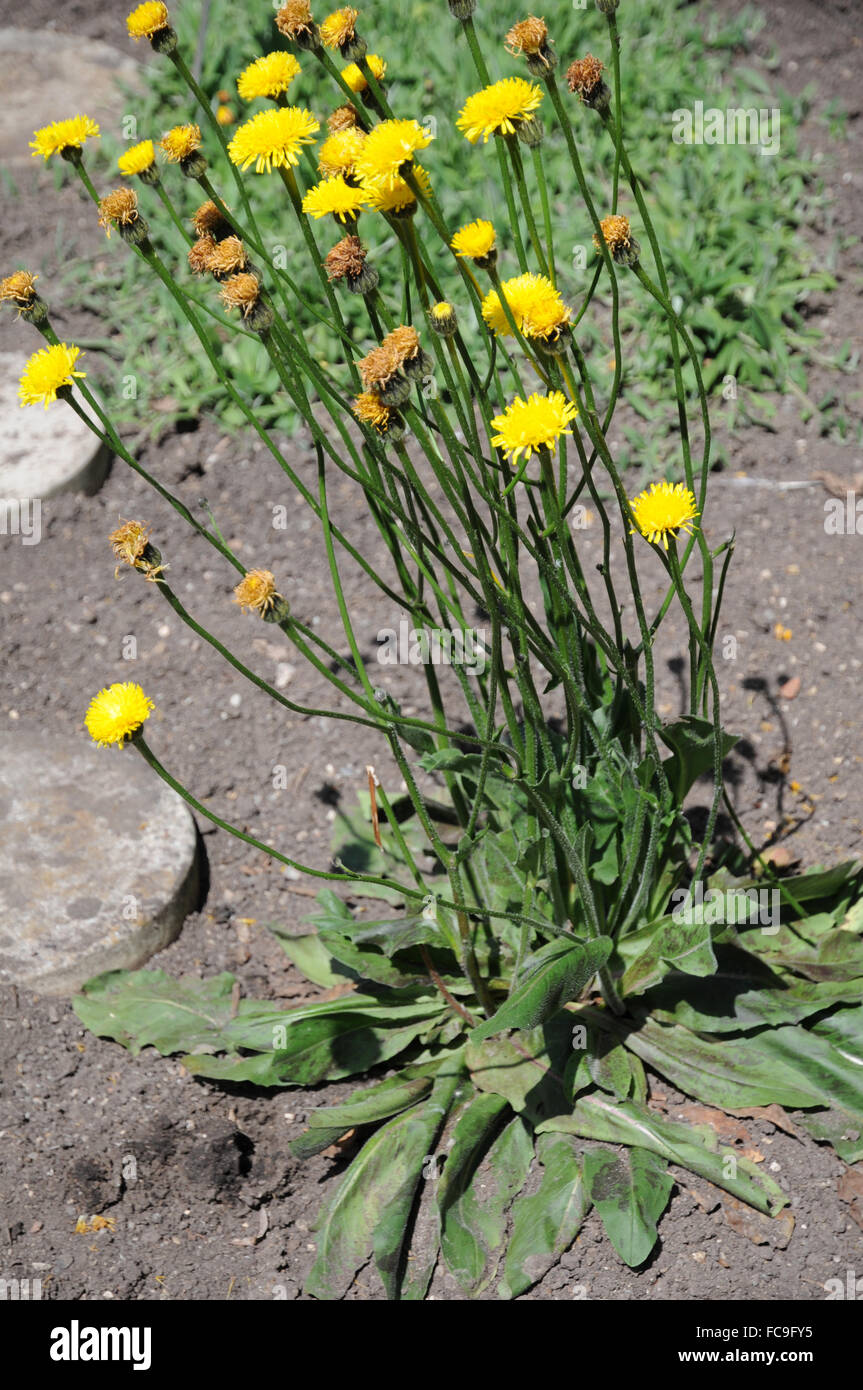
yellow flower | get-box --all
[629,480,699,550]
[353,390,391,432]
[456,77,542,144]
[342,53,386,93]
[234,569,282,616]
[126,1,170,39]
[29,114,100,161]
[481,272,570,340]
[354,118,432,191]
[237,52,302,101]
[85,682,155,748]
[491,391,578,465]
[18,343,85,409]
[451,218,496,260]
[159,124,202,162]
[302,175,367,221]
[318,127,366,177]
[228,106,320,173]
[364,164,430,214]
[319,7,358,49]
[118,139,156,176]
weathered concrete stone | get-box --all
[0,352,111,502]
[0,731,200,995]
[0,28,141,169]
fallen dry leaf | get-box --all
[726,1104,800,1138]
[723,1197,794,1248]
[740,1147,765,1164]
[675,1103,751,1144]
[837,1167,863,1232]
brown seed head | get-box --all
[325,234,367,283]
[593,213,631,254]
[208,235,247,275]
[0,270,39,310]
[505,16,549,56]
[327,103,361,132]
[192,199,229,237]
[97,188,139,237]
[188,236,217,274]
[384,324,421,366]
[566,53,605,99]
[220,272,262,318]
[276,0,315,38]
[110,519,150,567]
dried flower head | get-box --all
[207,235,247,275]
[384,325,421,368]
[98,187,139,238]
[567,54,604,99]
[237,51,302,101]
[342,54,386,93]
[192,200,230,238]
[234,569,282,616]
[0,271,39,313]
[505,16,548,56]
[358,342,400,390]
[85,682,154,748]
[328,103,361,132]
[126,2,170,39]
[325,234,367,282]
[18,342,85,408]
[188,236,217,274]
[109,518,166,581]
[228,106,320,173]
[220,272,263,318]
[118,139,156,177]
[275,0,318,46]
[159,124,202,162]
[629,481,699,550]
[30,114,100,161]
[456,78,542,144]
[593,213,640,265]
[319,7,358,49]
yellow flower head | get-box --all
[319,7,358,49]
[491,391,578,465]
[228,106,320,173]
[629,480,699,550]
[0,271,39,312]
[364,164,430,214]
[159,124,202,162]
[355,118,432,191]
[118,139,156,177]
[456,77,542,144]
[98,188,139,238]
[318,126,366,177]
[30,114,99,161]
[302,175,367,221]
[126,2,170,39]
[85,682,155,748]
[18,343,85,409]
[342,53,386,93]
[353,390,391,432]
[234,569,282,616]
[237,52,302,101]
[451,218,496,261]
[481,272,570,340]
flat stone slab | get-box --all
[0,28,141,169]
[0,731,200,996]
[0,351,111,502]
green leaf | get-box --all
[270,930,346,989]
[583,1147,674,1268]
[659,716,738,802]
[437,1096,532,1293]
[469,937,613,1043]
[539,1094,787,1215]
[306,1066,463,1300]
[73,969,239,1055]
[291,1072,435,1158]
[499,1134,589,1300]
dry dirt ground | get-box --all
[1,0,862,1301]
